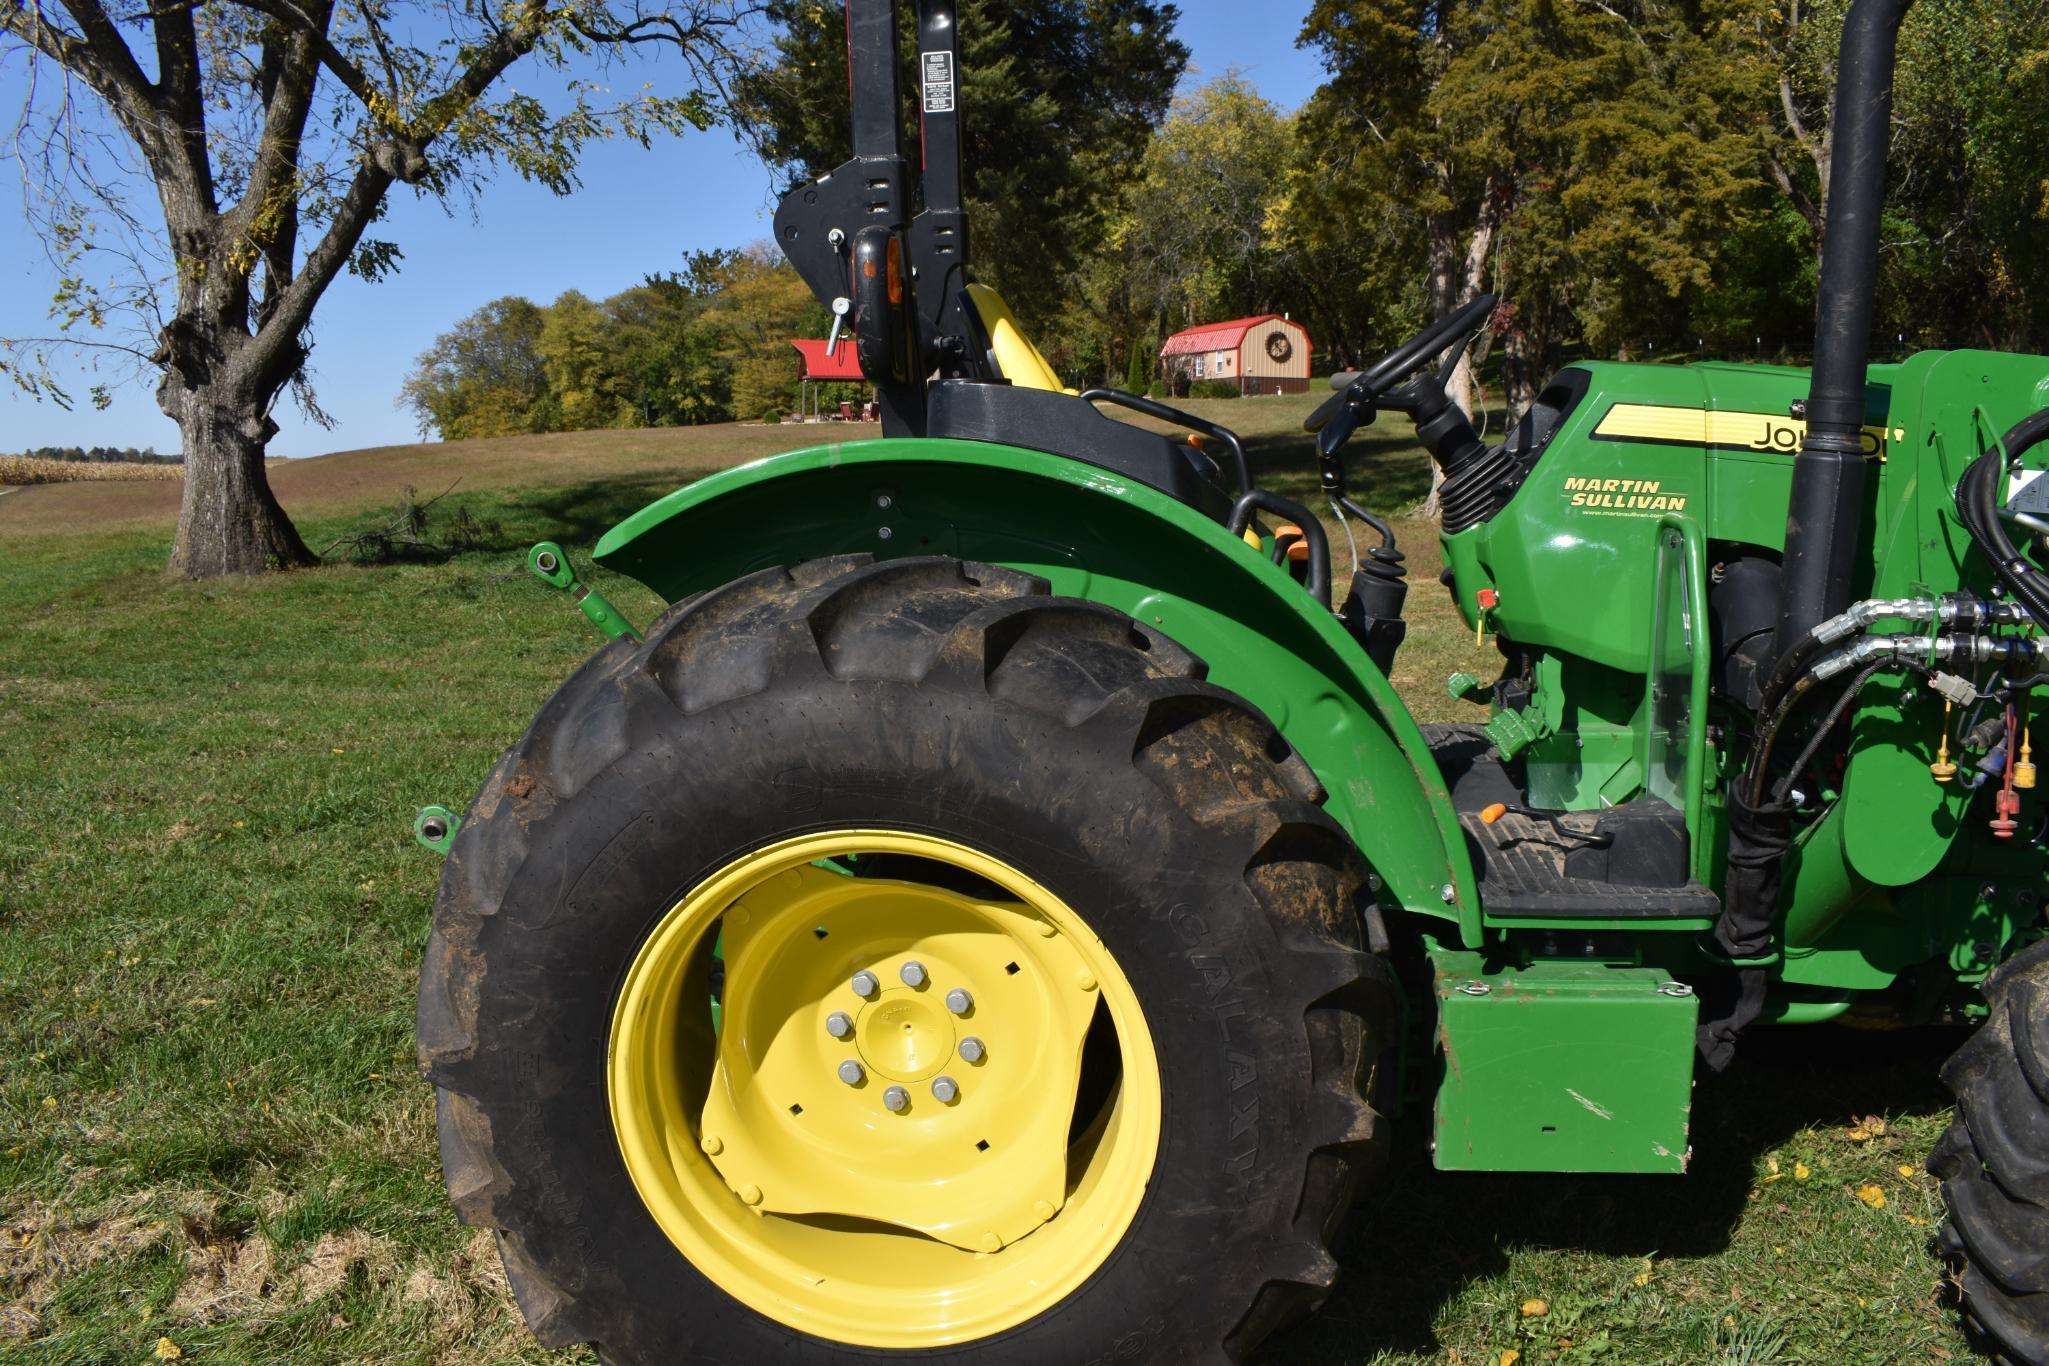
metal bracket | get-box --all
[415,805,462,856]
[530,541,639,641]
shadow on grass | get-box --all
[1267,1024,1959,1361]
[302,473,699,569]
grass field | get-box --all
[0,397,1977,1363]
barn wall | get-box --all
[1239,319,1310,378]
[1238,318,1310,394]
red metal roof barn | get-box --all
[1159,314,1313,395]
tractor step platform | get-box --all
[1459,808,1720,919]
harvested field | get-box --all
[0,455,185,484]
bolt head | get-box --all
[851,970,879,998]
[957,1036,986,1063]
[882,1085,910,1113]
[838,1059,865,1086]
[875,493,893,510]
[825,1011,854,1039]
[1074,968,1097,992]
[899,960,928,988]
[931,1075,959,1103]
[738,1183,763,1206]
[877,526,894,541]
[945,987,973,1015]
[1439,883,1457,903]
[701,1135,723,1155]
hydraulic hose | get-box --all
[1957,409,2049,631]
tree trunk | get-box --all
[166,384,315,577]
[1421,192,1497,521]
[1503,299,1560,424]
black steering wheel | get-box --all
[1305,293,1497,455]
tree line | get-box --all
[407,0,2049,439]
[1067,0,2049,417]
[398,249,851,438]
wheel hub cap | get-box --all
[607,830,1161,1349]
[697,868,1102,1250]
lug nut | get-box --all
[931,1075,959,1103]
[957,1036,986,1063]
[944,988,973,1015]
[900,960,928,988]
[883,1085,910,1113]
[838,1060,865,1086]
[825,1011,854,1039]
[851,970,879,998]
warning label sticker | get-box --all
[922,51,955,113]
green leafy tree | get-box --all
[399,297,549,439]
[1,0,755,577]
[607,282,733,426]
[1123,333,1151,393]
[736,0,1186,341]
[1298,0,1769,417]
[1760,0,2049,351]
[1120,76,1294,330]
[703,245,831,420]
[538,291,636,430]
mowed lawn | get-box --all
[1,399,1974,1363]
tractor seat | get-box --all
[926,380,1232,521]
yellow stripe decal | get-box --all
[1593,403,1894,459]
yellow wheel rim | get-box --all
[608,831,1162,1349]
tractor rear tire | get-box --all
[1931,938,2049,1365]
[417,554,1396,1364]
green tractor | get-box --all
[413,0,2049,1359]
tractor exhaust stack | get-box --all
[1774,0,1914,658]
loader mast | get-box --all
[772,0,977,437]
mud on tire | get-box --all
[1931,938,2049,1365]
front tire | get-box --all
[1931,939,2049,1364]
[417,555,1396,1364]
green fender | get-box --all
[595,437,1478,939]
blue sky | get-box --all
[0,3,1327,456]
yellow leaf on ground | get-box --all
[1847,1128,1871,1142]
[1897,1164,1916,1179]
[331,747,345,754]
[1520,1299,1548,1318]
[1857,1184,1886,1208]
[154,1338,183,1360]
[1904,1215,1929,1227]
[1498,1352,1521,1366]
[1766,1155,1780,1175]
[1632,1270,1654,1287]
[1866,1117,1887,1136]
[41,1096,56,1110]
[1794,1162,1812,1180]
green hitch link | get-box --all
[414,804,462,856]
[529,541,639,641]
